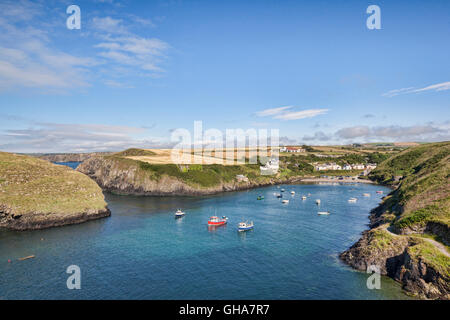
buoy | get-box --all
[8,259,11,263]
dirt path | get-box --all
[385,226,450,258]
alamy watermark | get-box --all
[366,5,381,30]
[66,265,81,290]
[366,265,381,290]
[66,5,81,30]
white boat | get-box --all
[175,209,185,217]
[290,191,295,195]
[363,193,371,197]
[282,199,289,204]
[238,221,254,232]
[315,199,321,205]
[301,196,307,200]
[318,211,330,215]
[348,198,357,203]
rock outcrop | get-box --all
[0,152,110,230]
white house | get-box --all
[352,164,365,170]
[280,146,305,153]
[343,164,352,170]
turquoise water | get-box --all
[53,162,81,169]
[0,183,410,300]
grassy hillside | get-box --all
[369,141,450,236]
[0,152,108,229]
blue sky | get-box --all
[0,0,449,152]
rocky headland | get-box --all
[0,152,110,230]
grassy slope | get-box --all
[369,141,450,229]
[366,142,449,284]
[0,152,107,215]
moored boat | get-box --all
[363,193,371,197]
[238,221,254,232]
[276,193,283,198]
[301,195,307,200]
[175,209,185,217]
[348,197,357,203]
[208,216,228,226]
[376,191,383,194]
[315,199,321,205]
[318,211,330,215]
[257,196,264,200]
[280,188,285,192]
[282,199,289,204]
[290,191,295,195]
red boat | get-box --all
[208,216,228,226]
[376,191,383,194]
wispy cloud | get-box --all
[255,106,293,117]
[256,106,328,121]
[0,122,172,153]
[383,82,450,97]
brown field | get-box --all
[125,147,278,165]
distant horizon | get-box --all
[11,140,450,155]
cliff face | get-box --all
[340,227,449,300]
[0,152,110,231]
[340,142,450,300]
[77,156,298,196]
[0,204,110,231]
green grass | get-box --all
[115,148,156,157]
[0,152,107,215]
[408,239,450,278]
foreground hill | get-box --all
[341,141,450,299]
[0,152,110,230]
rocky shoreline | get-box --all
[0,205,111,231]
[339,197,450,300]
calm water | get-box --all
[0,181,410,300]
[53,162,81,170]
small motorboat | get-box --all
[318,211,330,215]
[276,194,283,198]
[315,199,321,205]
[257,196,264,200]
[363,193,371,197]
[282,199,289,204]
[280,188,285,192]
[301,195,307,200]
[175,209,185,217]
[308,193,311,196]
[208,216,228,226]
[238,221,254,232]
[376,191,383,194]
[348,197,357,203]
[290,191,295,195]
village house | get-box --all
[351,164,365,170]
[343,164,352,170]
[314,162,342,171]
[280,146,305,153]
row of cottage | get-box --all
[313,162,377,171]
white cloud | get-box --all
[256,106,328,121]
[383,82,450,97]
[255,106,292,117]
[274,109,329,120]
[0,122,172,153]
